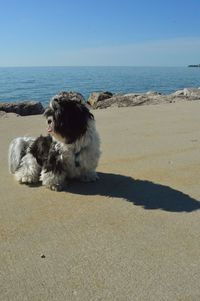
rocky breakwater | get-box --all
[0,101,44,116]
[87,88,200,109]
[1,88,200,117]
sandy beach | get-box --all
[0,102,200,301]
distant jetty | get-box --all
[188,64,200,67]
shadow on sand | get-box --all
[64,172,200,213]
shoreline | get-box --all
[0,87,200,116]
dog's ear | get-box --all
[44,107,52,118]
[46,99,63,127]
[53,101,64,129]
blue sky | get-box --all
[0,0,200,66]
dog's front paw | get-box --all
[22,176,34,184]
[15,174,39,184]
[47,184,63,191]
[40,170,66,191]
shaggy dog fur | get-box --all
[8,92,101,191]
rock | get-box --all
[146,91,162,95]
[87,91,113,108]
[183,88,200,98]
[89,87,200,109]
[170,90,184,96]
[92,93,170,109]
[123,93,140,97]
[0,101,44,116]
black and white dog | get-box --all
[8,92,101,191]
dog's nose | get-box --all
[47,119,52,124]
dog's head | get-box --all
[44,92,94,143]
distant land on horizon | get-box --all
[188,64,200,67]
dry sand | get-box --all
[0,102,200,301]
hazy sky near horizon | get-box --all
[0,0,200,66]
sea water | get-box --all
[0,66,199,106]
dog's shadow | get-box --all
[64,172,200,213]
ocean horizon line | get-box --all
[0,65,188,69]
